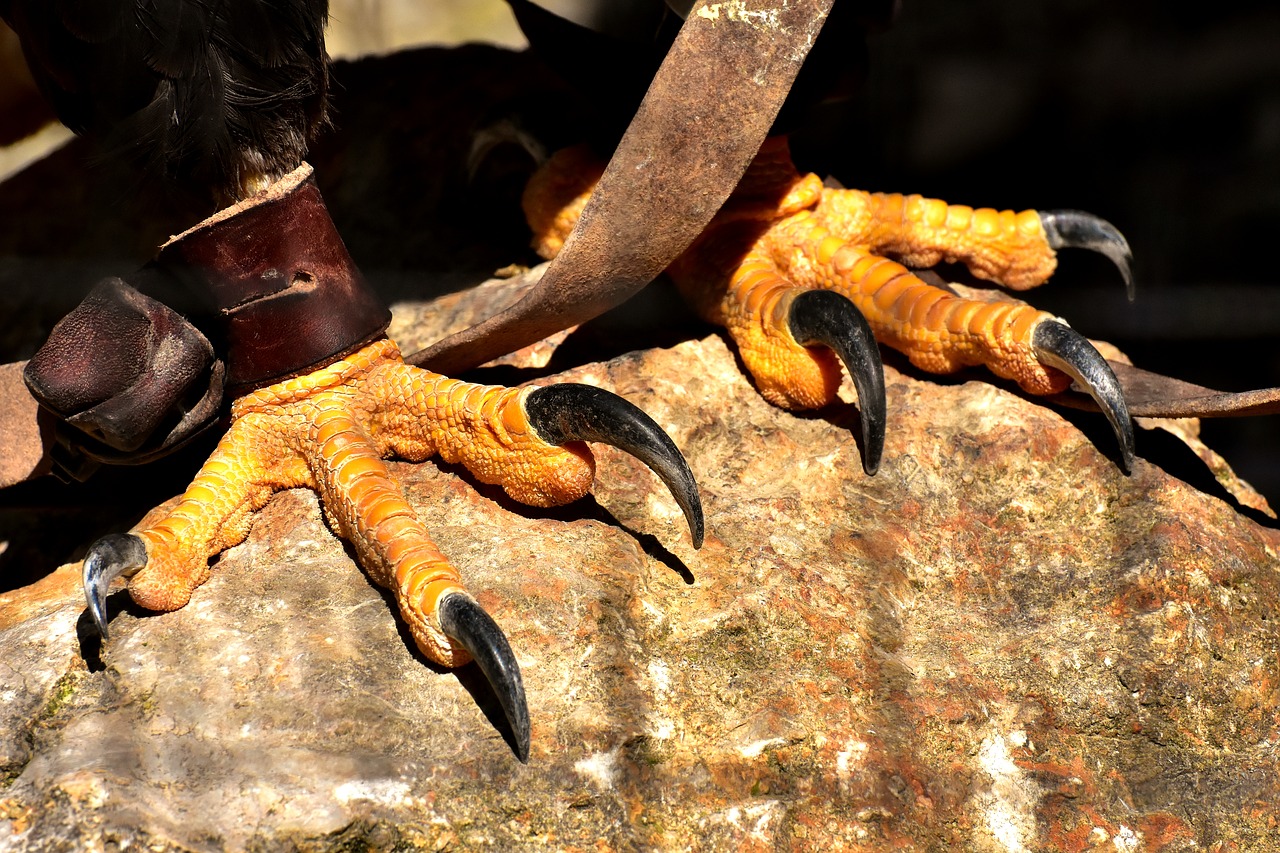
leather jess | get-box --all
[23,164,390,480]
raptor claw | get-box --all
[438,592,531,762]
[525,384,705,548]
[82,532,147,640]
[787,289,887,475]
[1031,321,1135,474]
[1041,210,1135,302]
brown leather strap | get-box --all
[23,276,224,480]
[155,164,391,393]
[20,164,390,481]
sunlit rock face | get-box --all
[3,298,1277,849]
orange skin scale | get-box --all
[131,339,595,667]
[524,137,1073,413]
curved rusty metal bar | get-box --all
[408,0,836,375]
[1050,362,1280,420]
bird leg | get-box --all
[77,165,703,761]
[525,137,1134,472]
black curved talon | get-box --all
[1031,321,1135,474]
[787,289,887,475]
[438,592,531,762]
[1041,210,1135,302]
[525,384,705,548]
[82,532,148,640]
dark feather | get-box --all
[140,0,214,79]
[2,0,330,203]
[55,0,128,44]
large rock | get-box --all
[2,292,1278,849]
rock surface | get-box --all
[3,41,1280,853]
[3,283,1280,850]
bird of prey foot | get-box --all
[61,167,703,764]
[524,137,1135,474]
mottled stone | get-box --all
[2,277,1278,850]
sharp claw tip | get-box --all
[786,290,888,477]
[525,383,705,552]
[861,409,886,477]
[437,592,531,763]
[1032,321,1135,475]
[1117,428,1137,477]
[81,532,146,641]
[686,502,706,550]
[1042,209,1135,298]
[863,453,882,478]
[1113,252,1136,303]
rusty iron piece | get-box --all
[408,0,836,375]
[1050,362,1280,420]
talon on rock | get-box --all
[82,532,148,640]
[785,289,886,475]
[437,592,531,762]
[1031,320,1136,473]
[524,136,1140,473]
[524,383,704,547]
[58,168,704,762]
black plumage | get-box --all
[1,0,330,204]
